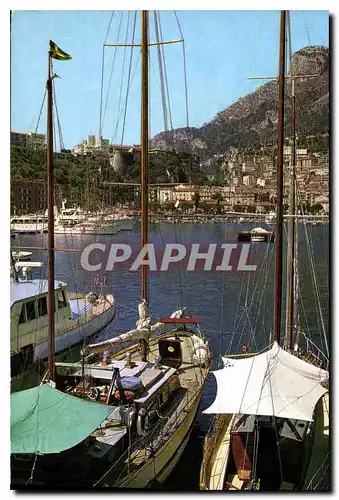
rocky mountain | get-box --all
[151,46,329,162]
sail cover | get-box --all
[11,384,113,454]
[204,342,328,421]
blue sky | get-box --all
[11,10,329,150]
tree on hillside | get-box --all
[192,191,201,212]
[211,191,223,214]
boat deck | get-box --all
[112,331,208,393]
[67,293,114,318]
[92,330,209,486]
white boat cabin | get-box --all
[11,215,48,234]
[10,279,70,354]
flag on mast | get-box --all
[49,40,72,61]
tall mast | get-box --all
[285,11,296,350]
[139,11,149,361]
[273,10,286,345]
[47,54,55,380]
[141,10,149,303]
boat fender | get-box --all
[137,408,148,435]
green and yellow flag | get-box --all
[49,40,71,61]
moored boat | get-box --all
[10,12,211,489]
[11,215,48,234]
[237,227,275,243]
[10,276,115,378]
[200,11,329,491]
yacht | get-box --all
[11,273,116,378]
[11,215,48,234]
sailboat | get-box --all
[199,11,329,491]
[10,87,116,381]
[11,12,211,488]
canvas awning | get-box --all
[11,384,113,454]
[204,342,328,422]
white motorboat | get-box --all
[10,276,116,377]
[11,215,48,234]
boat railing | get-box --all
[94,385,201,486]
[297,332,329,370]
[304,453,330,490]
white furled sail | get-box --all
[83,305,187,355]
[203,341,328,422]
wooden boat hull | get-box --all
[10,328,211,488]
[200,393,329,491]
[302,392,329,490]
[200,414,235,490]
[115,389,204,488]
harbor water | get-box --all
[12,221,329,489]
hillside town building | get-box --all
[11,131,46,150]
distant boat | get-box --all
[237,227,275,243]
[11,215,48,234]
[11,250,32,261]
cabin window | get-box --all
[38,297,48,317]
[18,304,26,324]
[57,290,67,309]
[25,300,37,321]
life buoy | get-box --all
[87,386,99,401]
[137,408,148,436]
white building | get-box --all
[73,135,110,156]
[243,175,255,186]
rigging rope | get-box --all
[284,21,329,361]
[99,11,116,138]
[34,89,47,134]
[301,11,312,47]
[227,241,274,356]
[52,79,65,151]
[120,11,137,146]
[154,11,169,134]
[157,13,173,133]
[114,12,131,143]
[102,11,124,134]
[111,13,134,144]
[174,11,190,130]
